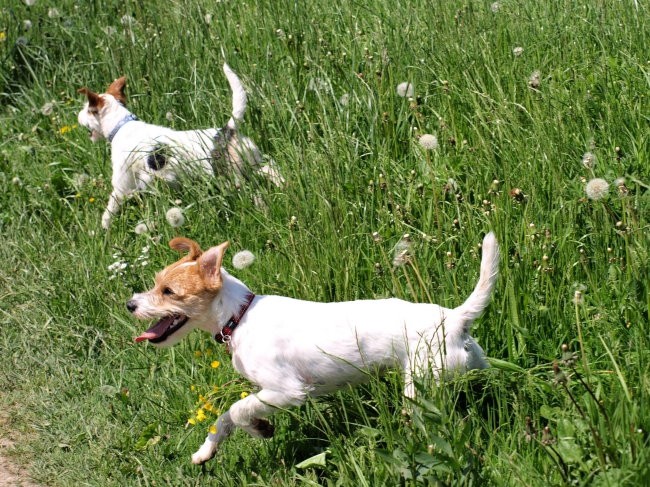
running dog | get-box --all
[78,64,281,229]
[127,233,499,464]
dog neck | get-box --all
[210,270,255,339]
[107,113,139,142]
[98,101,135,141]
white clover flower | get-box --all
[12,176,22,186]
[204,13,212,25]
[581,151,596,169]
[24,0,36,6]
[48,8,60,18]
[275,28,286,39]
[232,250,255,270]
[418,134,438,150]
[396,82,414,98]
[166,207,185,228]
[585,178,609,200]
[339,93,350,106]
[40,102,54,116]
[513,46,524,57]
[491,2,501,13]
[392,234,412,267]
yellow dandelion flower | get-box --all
[89,197,95,203]
[211,385,219,393]
[0,32,6,42]
[211,360,220,369]
[198,394,206,403]
[190,384,196,392]
[240,391,249,399]
[187,417,196,425]
[196,409,207,422]
[209,425,217,435]
[59,124,77,135]
[194,350,202,358]
[204,402,213,412]
[205,348,213,356]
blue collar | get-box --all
[107,113,138,142]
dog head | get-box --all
[127,238,229,347]
[77,76,127,142]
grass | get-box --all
[1,0,649,484]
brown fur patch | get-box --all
[106,76,127,105]
[146,240,230,318]
[77,87,105,113]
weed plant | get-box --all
[0,0,648,485]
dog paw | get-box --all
[101,212,112,229]
[191,440,217,465]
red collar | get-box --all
[215,292,255,344]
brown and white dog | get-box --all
[127,233,499,464]
[78,64,282,229]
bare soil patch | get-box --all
[0,414,40,487]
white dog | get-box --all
[78,64,281,229]
[127,233,499,464]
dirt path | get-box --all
[0,415,40,487]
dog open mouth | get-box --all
[135,314,189,344]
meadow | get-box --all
[1,0,649,485]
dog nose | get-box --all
[126,300,137,313]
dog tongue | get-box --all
[134,315,175,343]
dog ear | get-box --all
[169,237,202,260]
[106,76,127,105]
[77,87,104,112]
[197,241,229,291]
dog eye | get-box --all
[162,287,175,296]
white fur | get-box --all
[78,64,277,229]
[130,233,499,464]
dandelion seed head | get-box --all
[232,250,255,270]
[165,111,174,122]
[166,207,185,228]
[585,178,609,200]
[120,15,136,26]
[491,2,501,13]
[12,177,22,186]
[40,102,54,116]
[204,13,212,25]
[513,46,524,57]
[48,8,60,18]
[134,222,150,235]
[528,70,541,89]
[581,151,596,169]
[396,81,414,98]
[339,93,350,106]
[392,234,412,267]
[24,0,36,5]
[418,134,438,150]
[23,20,32,31]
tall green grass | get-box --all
[1,0,648,484]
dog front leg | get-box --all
[102,190,124,229]
[191,389,300,464]
[191,411,235,465]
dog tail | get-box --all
[454,232,499,329]
[223,63,247,130]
